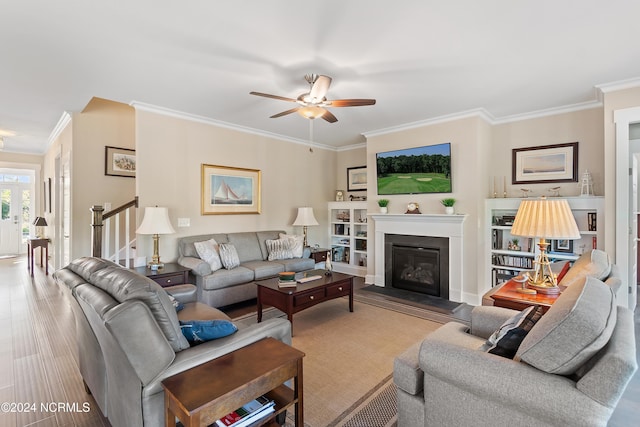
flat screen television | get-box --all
[376,142,452,195]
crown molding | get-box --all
[491,100,602,125]
[129,101,336,152]
[337,142,367,152]
[595,77,640,94]
[46,111,71,151]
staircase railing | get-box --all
[91,197,138,267]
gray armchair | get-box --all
[55,257,291,427]
[394,276,637,427]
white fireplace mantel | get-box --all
[370,213,467,302]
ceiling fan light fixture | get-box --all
[298,106,325,120]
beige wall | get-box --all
[335,146,367,200]
[134,109,337,264]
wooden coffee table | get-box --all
[162,337,304,427]
[256,270,354,334]
[489,278,561,313]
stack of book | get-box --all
[215,395,275,427]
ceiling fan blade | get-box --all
[250,91,297,103]
[270,107,300,118]
[309,75,332,101]
[321,110,338,123]
[327,99,377,107]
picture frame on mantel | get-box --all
[347,166,367,191]
[512,142,578,184]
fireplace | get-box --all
[385,234,449,299]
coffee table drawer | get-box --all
[326,281,350,297]
[294,289,325,308]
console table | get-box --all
[27,237,49,277]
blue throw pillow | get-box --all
[179,319,238,344]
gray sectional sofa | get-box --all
[177,230,315,308]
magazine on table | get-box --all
[215,395,275,427]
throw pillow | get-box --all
[558,249,611,288]
[555,261,571,285]
[179,319,238,345]
[266,238,294,261]
[194,238,223,272]
[481,305,544,359]
[279,233,305,258]
[167,293,185,312]
[219,243,240,270]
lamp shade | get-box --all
[33,216,48,227]
[293,207,319,227]
[511,198,580,239]
[136,207,176,235]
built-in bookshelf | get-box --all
[328,201,369,276]
[486,197,605,287]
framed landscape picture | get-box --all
[347,166,367,191]
[512,142,578,184]
[201,164,261,215]
[105,146,136,178]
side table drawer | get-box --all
[326,281,350,297]
[294,289,325,308]
[152,273,185,287]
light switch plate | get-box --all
[177,218,190,227]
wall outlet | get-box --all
[104,202,112,211]
[177,218,190,227]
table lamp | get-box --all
[293,207,318,247]
[33,216,48,238]
[136,206,176,270]
[510,197,580,294]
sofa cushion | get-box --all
[194,238,223,272]
[558,249,611,288]
[178,303,232,322]
[481,305,544,359]
[179,319,238,344]
[219,243,241,270]
[276,257,316,272]
[201,266,255,291]
[279,233,305,258]
[515,276,617,375]
[227,232,263,263]
[242,260,284,279]
[89,265,190,352]
[266,238,294,261]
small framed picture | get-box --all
[551,239,573,253]
[347,166,367,191]
[105,146,136,178]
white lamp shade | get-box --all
[293,207,319,226]
[136,207,176,235]
[511,198,580,239]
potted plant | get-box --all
[441,198,456,215]
[378,199,390,214]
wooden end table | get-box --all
[489,279,561,312]
[256,270,354,335]
[27,237,49,277]
[131,262,190,287]
[162,337,304,427]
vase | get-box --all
[445,206,454,215]
[380,206,388,214]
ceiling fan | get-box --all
[250,74,376,123]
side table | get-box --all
[489,279,560,313]
[162,337,304,427]
[27,237,49,277]
[131,262,190,287]
[309,247,329,264]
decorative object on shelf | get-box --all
[346,166,367,191]
[512,142,579,184]
[440,198,456,215]
[510,197,580,294]
[548,186,561,197]
[335,190,345,201]
[405,202,421,214]
[136,206,176,270]
[324,251,333,275]
[377,199,389,214]
[201,164,261,215]
[508,238,520,251]
[349,194,367,201]
[292,207,319,247]
[551,239,573,253]
[513,273,537,294]
[580,170,594,196]
[105,146,136,178]
[520,188,532,198]
[33,216,48,238]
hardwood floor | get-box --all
[0,255,637,426]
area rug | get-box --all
[232,297,440,427]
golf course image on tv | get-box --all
[376,143,451,195]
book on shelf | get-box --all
[215,395,275,427]
[588,212,597,231]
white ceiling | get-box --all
[2,1,640,154]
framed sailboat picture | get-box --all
[201,164,261,215]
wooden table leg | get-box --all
[29,242,34,277]
[44,245,48,275]
[257,288,263,322]
[295,357,304,427]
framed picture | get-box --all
[512,142,578,184]
[347,166,367,191]
[551,239,573,253]
[105,146,136,178]
[43,180,47,213]
[201,164,261,215]
[48,178,52,213]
